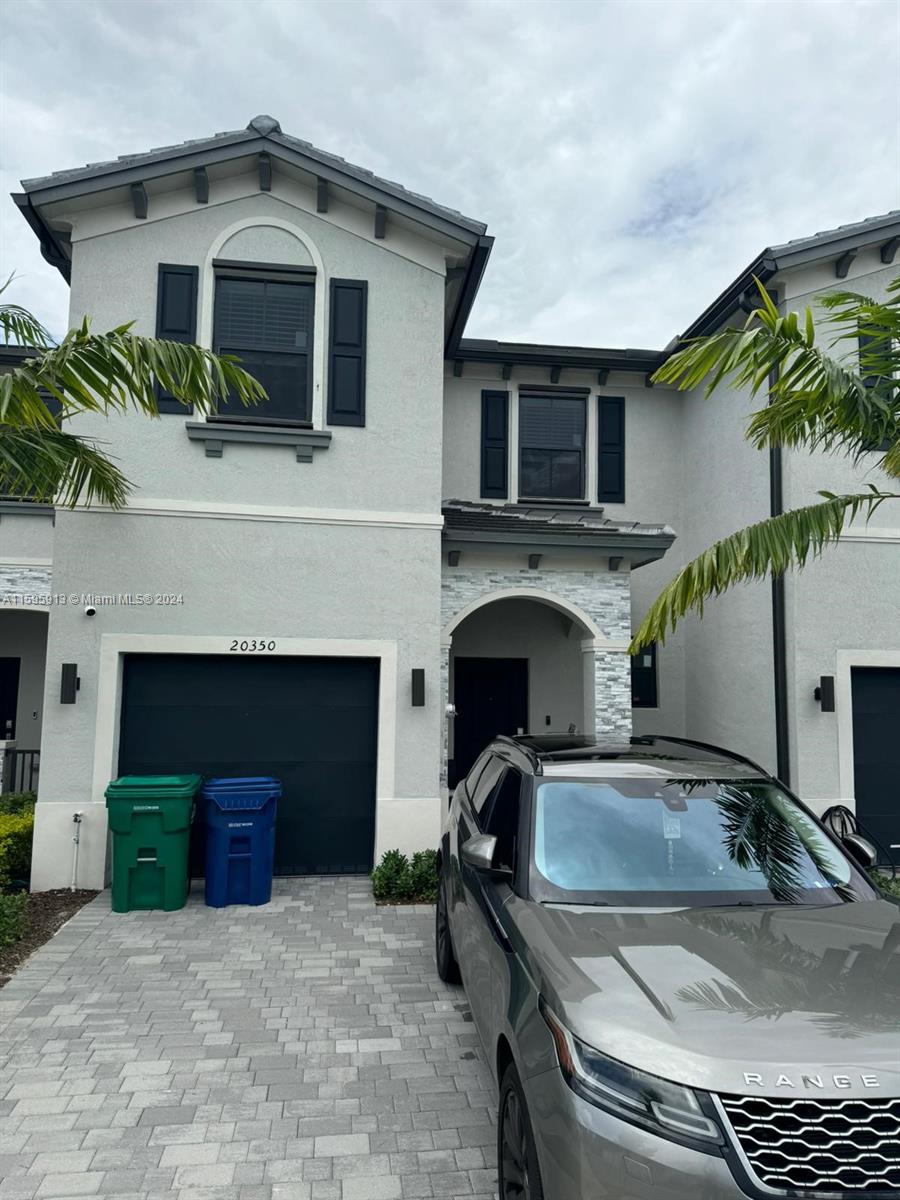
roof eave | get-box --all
[445,236,494,357]
[442,526,676,560]
[676,213,900,344]
[12,192,71,282]
[453,340,664,373]
[20,132,486,248]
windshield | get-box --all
[531,777,877,906]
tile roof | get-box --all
[21,115,487,236]
[442,499,674,540]
[769,209,900,256]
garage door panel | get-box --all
[275,762,376,875]
[851,667,900,865]
[118,654,379,876]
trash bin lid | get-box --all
[201,776,282,811]
[106,774,202,802]
[206,791,279,812]
[202,776,281,791]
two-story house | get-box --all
[3,116,898,891]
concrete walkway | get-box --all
[0,879,498,1200]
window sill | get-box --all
[517,497,590,507]
[185,420,332,463]
[0,499,55,517]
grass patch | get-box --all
[372,849,438,904]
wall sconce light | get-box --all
[528,554,542,570]
[60,663,80,704]
[447,550,460,567]
[411,669,425,707]
[814,675,835,712]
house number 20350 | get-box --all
[229,639,277,652]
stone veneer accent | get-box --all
[440,566,633,784]
[0,565,52,604]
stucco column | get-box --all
[440,639,452,790]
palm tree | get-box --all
[632,277,899,650]
[0,279,266,507]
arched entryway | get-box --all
[442,589,603,787]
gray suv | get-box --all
[436,734,900,1200]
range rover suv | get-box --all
[436,735,900,1200]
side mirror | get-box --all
[843,833,877,870]
[461,834,499,872]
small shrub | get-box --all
[876,872,900,901]
[0,810,35,891]
[0,892,27,948]
[372,848,439,903]
[409,850,439,904]
[0,792,36,816]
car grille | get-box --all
[720,1094,900,1194]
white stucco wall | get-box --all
[32,508,443,889]
[441,367,688,738]
[30,172,453,888]
[780,254,900,807]
[64,190,446,514]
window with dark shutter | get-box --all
[518,394,585,500]
[327,279,367,427]
[155,264,199,413]
[631,641,658,708]
[213,273,314,424]
[598,396,625,503]
[481,390,509,498]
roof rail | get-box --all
[645,734,770,778]
[494,734,544,775]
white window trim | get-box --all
[835,648,900,802]
[198,217,328,429]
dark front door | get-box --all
[851,667,900,865]
[118,654,379,876]
[451,657,528,786]
[0,658,21,738]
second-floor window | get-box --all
[213,272,314,424]
[518,393,586,500]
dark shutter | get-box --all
[481,390,509,498]
[598,396,625,503]
[327,279,367,427]
[155,264,199,413]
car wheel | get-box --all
[435,869,461,983]
[498,1062,545,1200]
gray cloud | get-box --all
[2,0,898,347]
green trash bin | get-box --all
[105,774,201,912]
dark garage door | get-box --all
[118,654,379,876]
[851,667,900,866]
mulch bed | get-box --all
[0,889,99,987]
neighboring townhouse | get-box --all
[2,115,897,890]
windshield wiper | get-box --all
[542,899,610,907]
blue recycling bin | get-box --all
[202,776,281,907]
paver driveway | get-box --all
[0,878,498,1200]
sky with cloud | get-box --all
[2,0,898,348]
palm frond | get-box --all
[631,489,898,649]
[0,273,54,350]
[0,425,130,507]
[654,276,899,471]
[1,319,267,426]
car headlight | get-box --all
[539,997,723,1151]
